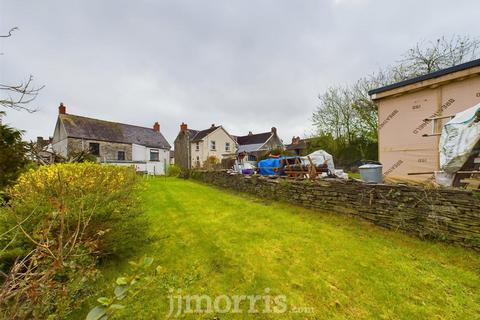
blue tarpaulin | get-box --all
[258,157,295,176]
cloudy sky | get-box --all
[0,0,478,145]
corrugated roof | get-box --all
[236,132,272,145]
[368,58,480,96]
[60,114,171,149]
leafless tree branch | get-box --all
[0,75,44,113]
[0,27,18,38]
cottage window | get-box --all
[248,154,257,162]
[196,156,200,167]
[117,151,125,161]
[196,142,200,151]
[210,141,216,151]
[225,142,230,152]
[89,142,100,156]
[150,149,159,161]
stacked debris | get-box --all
[437,103,480,188]
[256,150,348,179]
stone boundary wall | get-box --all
[190,171,480,251]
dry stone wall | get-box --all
[190,170,480,251]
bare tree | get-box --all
[395,35,480,79]
[0,27,43,113]
[312,35,480,162]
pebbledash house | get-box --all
[51,103,171,175]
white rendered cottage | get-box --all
[51,103,171,175]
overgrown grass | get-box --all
[89,178,480,319]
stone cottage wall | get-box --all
[174,132,190,170]
[190,171,480,251]
[67,138,132,161]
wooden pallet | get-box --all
[459,155,480,190]
[283,156,318,180]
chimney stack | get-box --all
[59,102,66,114]
[211,123,215,128]
[180,122,188,132]
[271,127,277,134]
[248,131,253,136]
[153,122,160,132]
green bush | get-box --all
[166,164,181,177]
[0,122,29,191]
[1,163,147,262]
[306,133,378,168]
[0,163,148,318]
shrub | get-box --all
[202,155,220,170]
[166,164,181,177]
[0,163,147,318]
[0,122,29,191]
[2,163,146,260]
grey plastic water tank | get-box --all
[358,164,383,183]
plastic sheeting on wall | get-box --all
[439,103,480,173]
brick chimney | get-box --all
[180,122,188,132]
[271,127,277,134]
[59,102,66,114]
[153,122,160,132]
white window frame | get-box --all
[210,140,216,151]
[225,142,230,151]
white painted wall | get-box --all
[51,118,69,156]
[132,144,146,161]
[52,138,68,157]
[190,127,237,167]
[129,143,169,175]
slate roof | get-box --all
[191,126,220,142]
[285,140,307,150]
[186,129,199,139]
[59,114,171,149]
[236,132,272,146]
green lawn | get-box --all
[92,178,480,319]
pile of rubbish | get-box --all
[232,150,348,180]
[436,103,480,186]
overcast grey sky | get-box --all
[0,0,478,145]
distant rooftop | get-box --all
[236,131,272,146]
